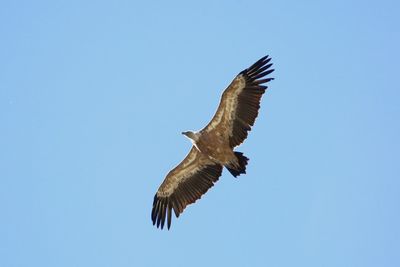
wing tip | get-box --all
[240,55,274,80]
[245,57,275,83]
[151,194,177,231]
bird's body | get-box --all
[183,130,237,166]
[152,55,275,229]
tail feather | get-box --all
[225,152,249,177]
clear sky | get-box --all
[1,0,399,266]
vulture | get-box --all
[151,55,274,229]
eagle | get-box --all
[151,55,274,229]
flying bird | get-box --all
[151,55,274,229]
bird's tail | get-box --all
[225,152,249,178]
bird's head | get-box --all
[181,131,199,142]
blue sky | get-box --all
[1,0,399,266]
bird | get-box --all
[151,55,274,229]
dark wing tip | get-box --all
[151,193,176,231]
[243,58,275,85]
[151,194,167,230]
[239,55,274,85]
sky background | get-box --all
[1,0,399,266]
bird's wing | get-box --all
[202,55,274,148]
[152,147,223,229]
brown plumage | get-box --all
[152,55,274,229]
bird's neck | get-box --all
[186,131,200,143]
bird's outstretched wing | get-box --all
[152,147,223,230]
[202,56,274,147]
